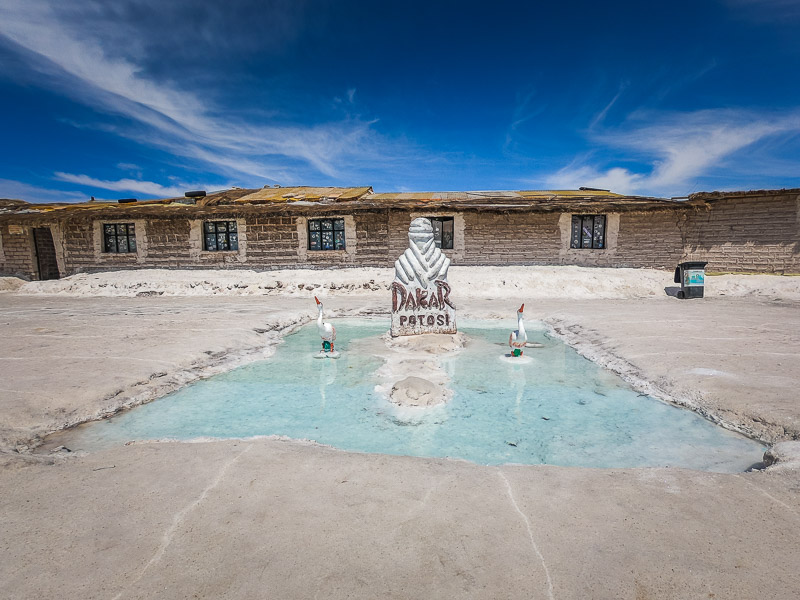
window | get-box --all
[308,218,345,251]
[103,223,137,253]
[570,215,606,249]
[203,221,238,251]
[426,216,454,250]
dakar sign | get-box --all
[390,218,456,336]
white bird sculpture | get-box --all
[315,296,336,353]
[508,303,526,357]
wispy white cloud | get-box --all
[503,88,548,153]
[0,178,90,203]
[0,0,413,185]
[588,83,628,130]
[542,108,800,196]
[53,172,194,198]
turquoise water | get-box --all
[67,319,765,472]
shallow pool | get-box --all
[66,318,765,471]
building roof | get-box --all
[233,186,373,204]
[368,189,625,202]
[687,187,800,203]
[9,184,775,219]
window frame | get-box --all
[102,223,137,254]
[570,214,606,250]
[203,220,239,252]
[425,216,454,250]
[307,218,346,251]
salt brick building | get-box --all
[0,186,798,280]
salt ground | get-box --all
[1,267,800,599]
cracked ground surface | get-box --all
[1,291,799,599]
[2,440,799,599]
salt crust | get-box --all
[5,266,800,300]
[351,332,469,409]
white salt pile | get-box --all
[6,266,800,300]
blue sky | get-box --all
[1,0,800,202]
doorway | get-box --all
[32,227,60,280]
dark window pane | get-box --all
[309,220,320,231]
[105,236,117,253]
[204,222,215,233]
[116,224,127,235]
[334,230,345,249]
[228,221,237,232]
[229,233,238,250]
[581,216,593,249]
[321,220,333,231]
[430,218,442,248]
[204,234,217,251]
[117,236,128,253]
[104,224,115,235]
[592,216,605,249]
[333,218,345,231]
[570,216,581,249]
[442,219,454,250]
[309,231,321,250]
[128,236,137,252]
[321,230,334,250]
[217,233,229,250]
[127,223,135,234]
[216,222,227,232]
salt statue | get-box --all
[508,303,526,357]
[390,218,456,336]
[314,296,339,358]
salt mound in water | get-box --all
[390,376,445,407]
[384,331,469,354]
[350,331,469,409]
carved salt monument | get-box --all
[391,218,456,336]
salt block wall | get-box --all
[352,211,391,266]
[461,211,563,265]
[146,218,194,267]
[52,211,395,274]
[613,209,686,269]
[682,193,800,273]
[1,191,798,278]
[242,215,297,267]
[0,223,36,278]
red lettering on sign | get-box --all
[427,290,440,309]
[435,280,455,309]
[391,282,406,312]
[416,289,428,308]
[404,292,417,311]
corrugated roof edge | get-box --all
[233,186,373,204]
[6,186,797,215]
[689,187,800,201]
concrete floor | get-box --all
[1,292,799,599]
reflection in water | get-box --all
[61,319,766,472]
[506,359,527,422]
[318,356,338,412]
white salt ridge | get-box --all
[5,266,800,300]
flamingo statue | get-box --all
[508,303,526,357]
[315,296,336,354]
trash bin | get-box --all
[673,261,708,299]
